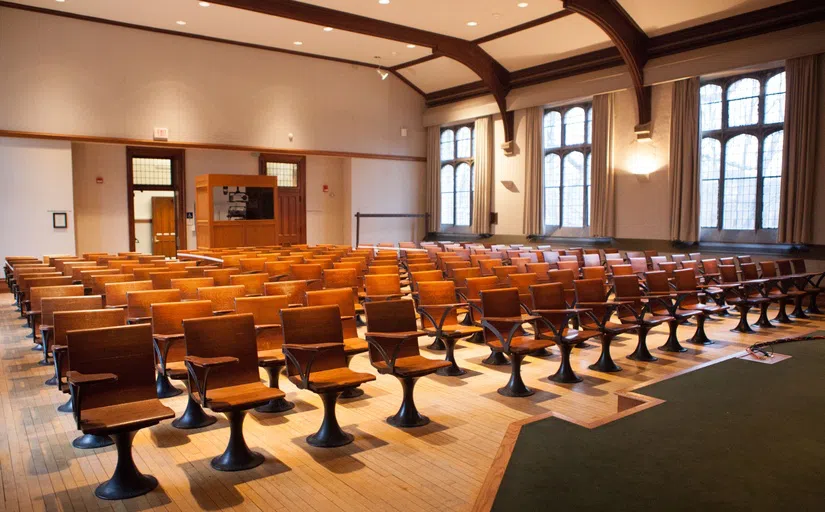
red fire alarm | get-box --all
[322,184,329,193]
[96,177,104,184]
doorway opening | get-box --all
[259,154,306,245]
[126,147,186,257]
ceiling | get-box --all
[2,0,799,97]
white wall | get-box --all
[0,138,76,262]
[0,7,426,158]
[306,156,347,245]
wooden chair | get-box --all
[740,263,784,329]
[290,263,324,290]
[582,253,601,268]
[235,295,295,413]
[493,265,519,284]
[230,273,269,296]
[479,288,553,396]
[529,283,600,383]
[671,268,729,342]
[573,278,636,372]
[183,314,285,470]
[790,258,823,315]
[363,300,450,427]
[204,268,241,286]
[125,289,182,324]
[557,260,581,277]
[18,274,66,315]
[758,261,799,324]
[151,301,217,427]
[612,275,673,361]
[169,277,214,300]
[658,261,678,279]
[53,308,126,449]
[628,257,649,277]
[363,273,406,302]
[777,259,813,319]
[323,268,365,313]
[650,256,668,270]
[417,281,482,375]
[104,280,152,308]
[644,270,703,351]
[280,305,376,447]
[197,285,247,314]
[65,324,175,499]
[149,271,188,290]
[27,284,84,353]
[718,265,770,333]
[239,258,267,273]
[40,295,103,377]
[508,273,538,310]
[90,273,134,296]
[265,280,308,306]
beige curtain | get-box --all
[590,93,616,237]
[668,77,701,242]
[425,125,441,232]
[778,55,819,244]
[523,106,544,235]
[473,116,493,234]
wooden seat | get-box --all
[479,287,552,397]
[264,280,308,306]
[183,314,285,470]
[104,280,152,308]
[235,295,295,413]
[229,273,268,296]
[613,275,674,362]
[53,308,126,450]
[417,280,482,376]
[65,323,174,500]
[197,285,247,314]
[169,277,215,300]
[125,289,182,324]
[280,305,376,447]
[573,278,637,372]
[529,283,600,383]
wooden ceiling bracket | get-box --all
[564,0,651,128]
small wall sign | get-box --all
[53,212,68,229]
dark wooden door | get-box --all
[151,197,177,257]
[260,155,306,245]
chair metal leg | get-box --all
[339,355,364,399]
[95,431,158,500]
[482,348,509,366]
[806,292,822,315]
[211,410,264,471]
[755,303,776,329]
[660,320,687,352]
[551,343,582,383]
[57,397,73,413]
[790,296,809,319]
[590,333,622,372]
[731,304,755,333]
[255,367,295,413]
[173,382,217,429]
[773,298,792,324]
[628,325,658,361]
[388,376,429,427]
[427,336,446,351]
[687,315,716,344]
[308,391,353,448]
[498,353,533,397]
[155,372,182,399]
[436,337,465,376]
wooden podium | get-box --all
[195,174,279,249]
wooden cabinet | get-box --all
[194,174,279,249]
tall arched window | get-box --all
[440,124,475,228]
[699,69,785,236]
[543,103,592,229]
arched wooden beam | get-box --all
[210,0,515,150]
[564,0,651,127]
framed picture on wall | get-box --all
[53,212,68,229]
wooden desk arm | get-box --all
[364,331,428,339]
[281,343,343,389]
[184,355,240,407]
[66,371,118,429]
[363,293,406,302]
[254,323,281,334]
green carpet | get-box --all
[492,338,825,511]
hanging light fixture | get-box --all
[375,56,389,80]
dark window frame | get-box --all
[699,68,785,242]
[439,123,475,230]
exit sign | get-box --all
[153,127,169,141]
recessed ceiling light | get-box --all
[406,44,416,49]
[466,21,478,27]
[293,41,303,46]
[378,0,390,4]
[176,20,187,26]
[323,27,333,32]
[517,2,529,7]
[199,1,210,6]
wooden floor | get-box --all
[0,291,820,512]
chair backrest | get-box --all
[688,252,702,262]
[363,300,421,365]
[149,271,189,290]
[104,280,153,307]
[126,289,182,322]
[479,287,521,321]
[776,260,794,276]
[791,258,807,274]
[464,276,499,300]
[264,280,308,306]
[264,261,292,278]
[410,270,443,291]
[672,269,701,307]
[280,305,347,377]
[644,270,670,294]
[239,258,267,273]
[740,263,760,280]
[452,267,482,288]
[364,274,402,297]
[444,260,471,277]
[291,263,323,281]
[62,261,97,277]
[235,295,290,350]
[508,273,537,294]
[547,269,575,290]
[519,252,539,264]
[169,277,214,300]
[204,268,241,286]
[737,255,753,265]
[604,253,623,262]
[611,264,634,277]
[626,251,645,260]
[759,260,777,278]
[417,280,460,328]
[151,300,213,337]
[582,266,606,281]
[66,324,156,410]
[558,260,580,274]
[718,257,735,267]
[612,274,645,319]
[493,265,518,283]
[183,314,261,390]
[54,309,126,362]
[530,282,567,310]
[582,254,601,267]
[526,262,551,280]
[658,261,677,278]
[323,268,359,291]
[229,273,268,296]
[719,265,739,284]
[671,254,687,265]
[91,273,135,296]
[574,278,609,327]
[29,284,84,313]
[629,257,648,274]
[701,259,720,274]
[41,295,104,328]
[306,288,358,338]
[650,256,667,270]
[197,285,247,313]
